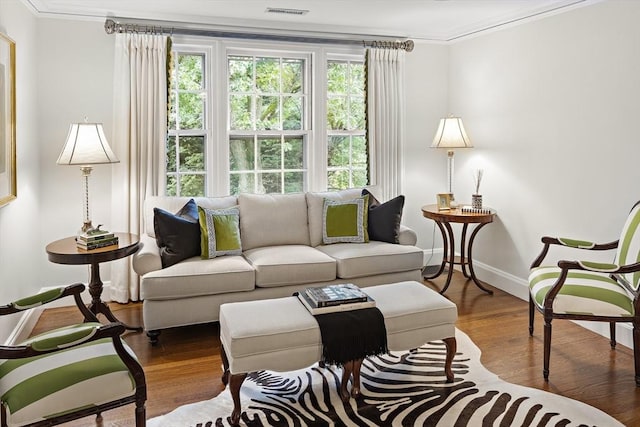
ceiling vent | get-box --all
[266,7,309,16]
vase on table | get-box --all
[472,194,483,209]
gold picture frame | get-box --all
[0,32,15,207]
[436,193,451,211]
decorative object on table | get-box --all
[436,192,451,211]
[146,328,622,427]
[431,114,473,204]
[56,118,119,233]
[461,206,492,214]
[0,32,16,208]
[76,226,119,251]
[472,168,484,209]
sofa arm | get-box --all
[132,234,162,276]
[398,225,417,246]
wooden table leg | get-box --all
[88,262,143,331]
[443,337,456,383]
[229,373,247,426]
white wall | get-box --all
[442,0,640,298]
[402,41,449,258]
[36,17,115,287]
[0,0,41,342]
[0,1,113,343]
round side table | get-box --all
[46,232,141,331]
[421,205,496,295]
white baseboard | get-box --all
[4,281,113,346]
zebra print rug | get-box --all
[148,329,622,426]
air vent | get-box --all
[266,7,309,16]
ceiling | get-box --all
[23,0,599,42]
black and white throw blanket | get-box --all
[148,329,623,426]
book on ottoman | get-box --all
[298,284,375,315]
[304,283,369,307]
[297,291,375,315]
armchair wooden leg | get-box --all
[543,316,552,381]
[634,322,640,387]
[610,322,617,349]
[529,296,535,335]
[135,402,146,427]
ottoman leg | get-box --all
[340,359,364,402]
[340,361,353,402]
[443,337,457,382]
[350,358,363,399]
[221,344,230,385]
[229,373,247,426]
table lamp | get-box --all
[57,120,119,233]
[431,115,473,203]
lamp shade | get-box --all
[57,123,119,165]
[431,116,473,149]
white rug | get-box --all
[148,329,622,426]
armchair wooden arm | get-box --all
[530,236,619,269]
[0,282,99,323]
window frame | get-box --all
[168,36,369,196]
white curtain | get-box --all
[110,33,168,303]
[366,47,406,202]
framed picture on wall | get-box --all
[0,31,16,208]
[436,193,451,211]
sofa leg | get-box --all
[146,330,160,346]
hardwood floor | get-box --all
[32,272,640,426]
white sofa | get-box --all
[132,188,424,344]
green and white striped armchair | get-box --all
[0,283,146,426]
[529,201,640,386]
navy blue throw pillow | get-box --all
[362,189,405,244]
[153,199,200,268]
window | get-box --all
[166,41,368,196]
[228,55,308,194]
[167,52,207,196]
[327,59,368,190]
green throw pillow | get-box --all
[198,206,242,259]
[322,195,369,244]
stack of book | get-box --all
[76,229,119,251]
[297,283,375,315]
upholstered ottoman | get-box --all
[219,280,458,425]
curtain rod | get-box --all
[104,18,414,52]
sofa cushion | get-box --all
[239,193,310,250]
[243,245,336,287]
[322,195,369,244]
[140,256,255,300]
[317,241,423,279]
[362,189,405,244]
[198,206,242,258]
[307,188,363,247]
[153,199,201,268]
[144,195,237,238]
